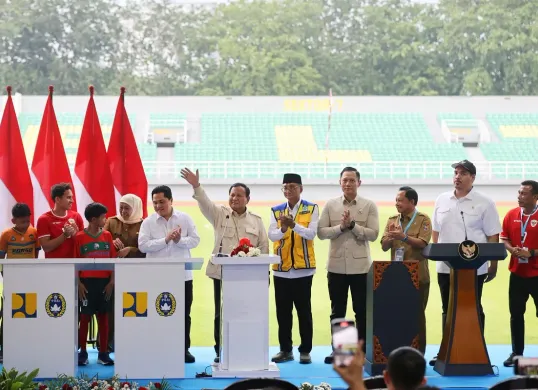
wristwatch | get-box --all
[348,220,356,230]
[402,234,409,242]
[530,249,535,258]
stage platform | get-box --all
[7,345,535,389]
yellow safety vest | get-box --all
[271,200,316,272]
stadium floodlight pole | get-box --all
[324,88,333,175]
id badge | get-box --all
[519,247,529,264]
[395,247,405,262]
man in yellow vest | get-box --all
[268,173,318,364]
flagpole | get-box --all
[324,88,333,176]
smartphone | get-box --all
[514,357,538,375]
[331,318,358,367]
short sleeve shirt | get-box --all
[432,189,501,275]
[501,207,538,278]
[36,210,85,258]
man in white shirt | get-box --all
[138,185,201,363]
[429,160,501,366]
[268,173,318,364]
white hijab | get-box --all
[117,194,143,224]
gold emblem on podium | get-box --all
[458,240,479,261]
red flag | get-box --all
[31,86,77,218]
[107,87,148,217]
[74,86,116,218]
[0,86,34,227]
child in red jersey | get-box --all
[74,202,116,366]
[37,183,84,258]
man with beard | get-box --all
[180,167,269,363]
[429,160,501,366]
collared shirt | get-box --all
[381,210,432,284]
[192,186,269,280]
[138,209,200,281]
[432,188,501,275]
[318,194,379,274]
[268,198,319,279]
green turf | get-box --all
[184,205,538,347]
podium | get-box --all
[365,261,420,375]
[211,255,281,378]
[114,257,203,379]
[423,243,506,376]
[0,259,97,378]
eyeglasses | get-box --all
[281,185,299,192]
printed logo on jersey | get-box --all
[123,292,148,317]
[532,220,537,228]
[155,292,176,317]
[45,293,66,318]
[12,293,37,318]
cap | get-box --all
[282,173,302,185]
[451,160,476,175]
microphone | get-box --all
[217,215,230,257]
[460,211,468,241]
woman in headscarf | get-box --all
[99,193,145,352]
[105,194,145,259]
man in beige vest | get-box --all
[181,168,269,363]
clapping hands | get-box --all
[278,214,295,232]
[166,226,182,244]
[340,210,352,230]
[387,222,405,241]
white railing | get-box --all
[141,161,538,180]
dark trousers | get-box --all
[509,273,538,355]
[327,272,367,345]
[185,280,193,350]
[213,278,221,355]
[418,282,430,354]
[438,272,486,335]
[274,275,314,353]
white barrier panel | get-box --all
[211,255,281,378]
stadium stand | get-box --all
[16,109,538,180]
[171,112,467,179]
[19,112,130,164]
[480,113,538,179]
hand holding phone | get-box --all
[331,318,359,367]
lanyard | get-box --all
[400,210,418,235]
[520,206,538,244]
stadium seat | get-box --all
[170,112,468,179]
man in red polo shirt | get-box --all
[501,180,538,367]
[37,183,84,258]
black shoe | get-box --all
[429,355,438,366]
[78,350,89,366]
[271,351,293,363]
[185,350,195,363]
[504,352,517,367]
[324,352,334,364]
[300,353,312,364]
[98,352,114,366]
[214,356,220,363]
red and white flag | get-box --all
[31,86,77,220]
[0,86,34,228]
[73,86,116,221]
[107,87,148,217]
